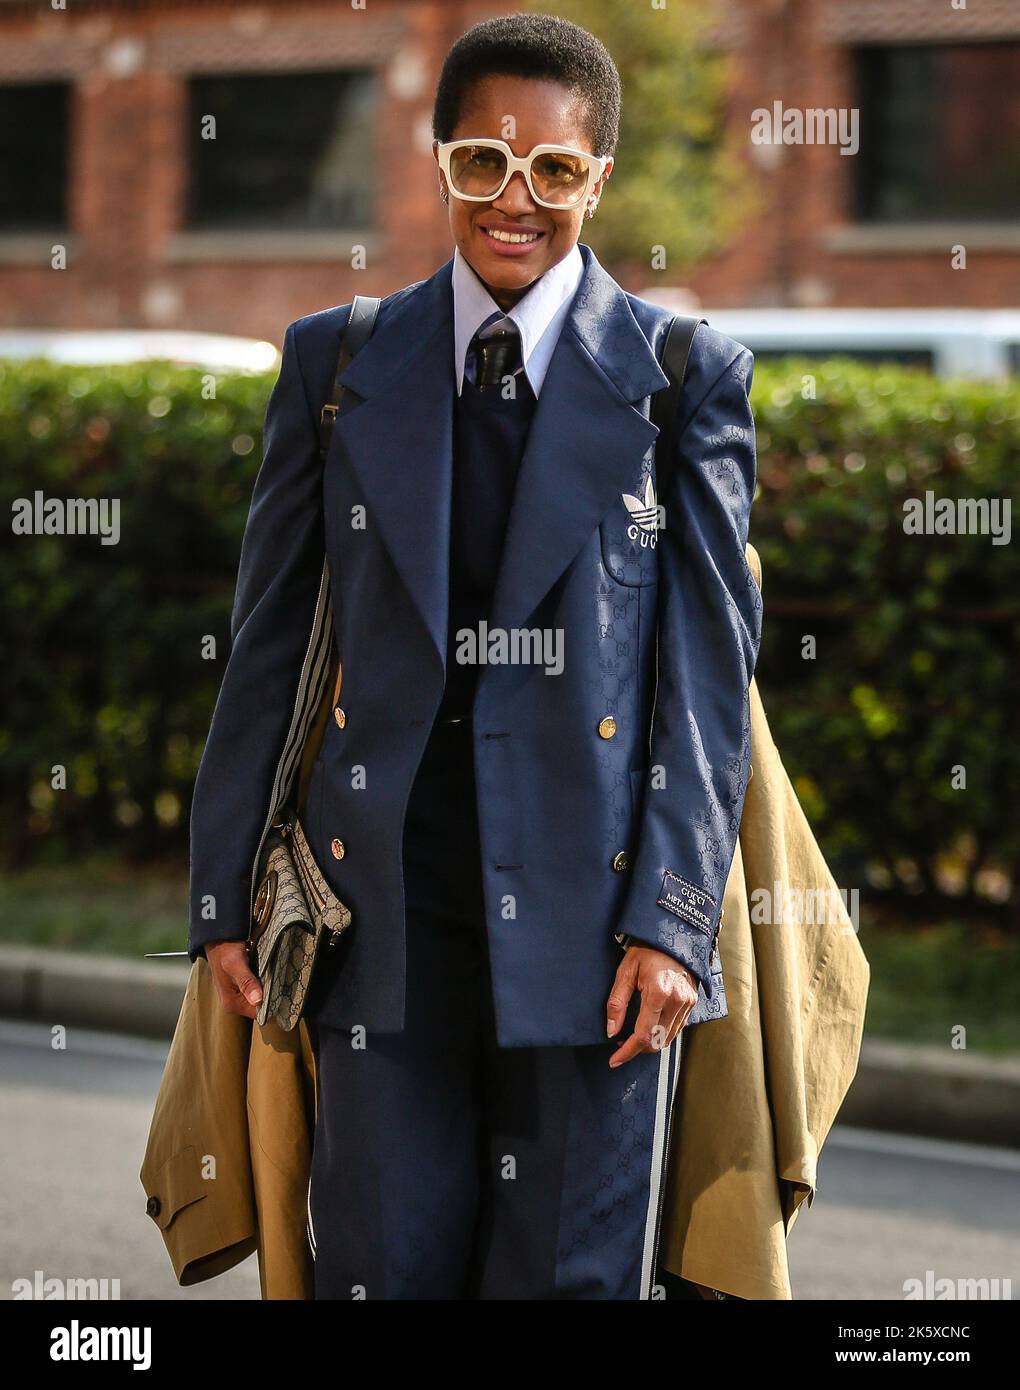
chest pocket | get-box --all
[600,462,661,587]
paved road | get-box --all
[2,1020,1017,1301]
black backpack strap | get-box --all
[318,294,382,461]
[650,313,706,469]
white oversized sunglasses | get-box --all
[436,138,610,210]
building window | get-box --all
[855,42,1020,222]
[0,82,69,232]
[186,70,377,231]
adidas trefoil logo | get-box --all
[622,476,659,549]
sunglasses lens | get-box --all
[448,143,508,198]
[531,150,591,206]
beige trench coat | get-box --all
[140,546,869,1299]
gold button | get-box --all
[334,706,346,729]
[598,716,617,740]
[330,838,345,860]
[612,850,630,872]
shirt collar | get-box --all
[452,242,584,398]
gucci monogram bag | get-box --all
[245,293,381,1031]
[248,812,352,1031]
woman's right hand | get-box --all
[206,941,263,1018]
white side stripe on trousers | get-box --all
[639,1028,682,1299]
[306,1173,317,1261]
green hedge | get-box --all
[749,360,1019,918]
[3,355,1019,919]
[2,357,267,864]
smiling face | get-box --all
[432,74,612,311]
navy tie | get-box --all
[468,324,524,393]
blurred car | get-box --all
[0,329,280,373]
[634,299,1020,380]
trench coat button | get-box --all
[598,716,617,740]
[330,838,345,860]
[612,850,630,872]
[145,1195,161,1219]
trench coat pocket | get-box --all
[145,1144,208,1231]
[141,1141,257,1284]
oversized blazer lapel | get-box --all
[330,242,670,676]
[331,258,457,672]
[485,242,669,645]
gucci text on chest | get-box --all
[454,622,564,676]
[622,478,663,548]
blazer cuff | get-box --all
[616,869,724,997]
[621,923,721,997]
[186,931,248,964]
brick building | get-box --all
[0,0,1017,339]
[701,0,1020,309]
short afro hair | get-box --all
[432,12,621,159]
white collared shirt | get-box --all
[452,242,584,398]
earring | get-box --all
[439,182,449,205]
[585,199,598,220]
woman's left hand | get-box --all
[605,945,698,1067]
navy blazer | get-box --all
[188,242,761,1048]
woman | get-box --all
[187,13,760,1300]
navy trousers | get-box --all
[308,720,682,1300]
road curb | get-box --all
[842,1038,1020,1149]
[0,945,189,1040]
[1,946,1018,1147]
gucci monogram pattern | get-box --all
[252,815,352,1031]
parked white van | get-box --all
[0,329,278,373]
[636,299,1020,380]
